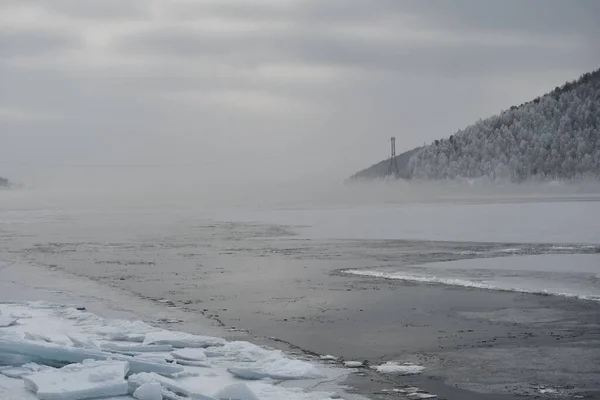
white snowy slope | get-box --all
[344,254,600,301]
[0,302,355,400]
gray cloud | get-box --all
[1,0,599,185]
[116,23,588,78]
[0,27,81,58]
[15,0,150,19]
[399,0,600,36]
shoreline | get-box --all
[0,261,370,400]
[1,202,599,399]
[4,260,599,399]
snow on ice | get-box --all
[0,302,343,400]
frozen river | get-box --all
[1,186,600,399]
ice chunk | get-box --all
[24,332,52,343]
[319,355,337,361]
[0,363,53,378]
[226,368,269,380]
[213,383,260,400]
[397,387,421,394]
[161,390,216,400]
[173,359,210,368]
[343,361,364,368]
[373,362,425,375]
[67,336,98,349]
[23,360,129,400]
[143,331,225,349]
[227,363,323,381]
[1,367,29,379]
[407,393,437,399]
[0,316,18,327]
[135,355,169,364]
[129,372,216,400]
[170,348,207,361]
[103,333,146,343]
[100,343,173,353]
[0,352,44,367]
[0,337,183,375]
[129,372,192,397]
[205,341,325,380]
[133,382,162,400]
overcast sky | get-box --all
[1,0,599,186]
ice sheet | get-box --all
[344,254,600,301]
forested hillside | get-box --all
[0,176,9,187]
[352,69,600,182]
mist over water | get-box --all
[3,167,600,212]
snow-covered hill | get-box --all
[352,69,600,182]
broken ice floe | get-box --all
[170,348,207,361]
[0,337,184,375]
[213,383,260,400]
[383,387,437,399]
[24,332,52,343]
[0,302,342,400]
[100,342,173,354]
[23,360,129,400]
[0,363,54,379]
[129,372,195,397]
[407,393,437,399]
[343,361,364,368]
[0,315,19,327]
[143,331,225,349]
[132,381,162,400]
[67,336,99,350]
[319,355,338,361]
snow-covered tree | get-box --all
[409,69,600,181]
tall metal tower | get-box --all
[387,136,399,177]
